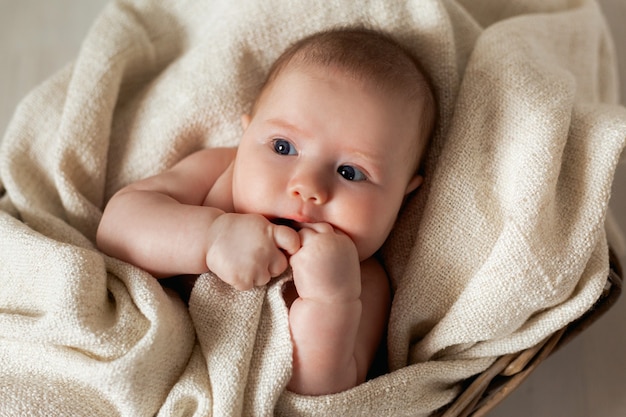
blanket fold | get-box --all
[1,0,625,416]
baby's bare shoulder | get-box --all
[182,147,237,168]
[120,147,237,206]
[167,147,236,186]
[355,257,390,382]
[360,257,389,289]
[359,257,391,320]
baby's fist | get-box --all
[290,223,360,302]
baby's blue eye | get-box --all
[273,139,297,156]
[337,165,367,182]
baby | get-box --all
[97,27,436,395]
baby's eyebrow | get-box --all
[349,149,378,164]
[265,118,307,137]
[347,149,384,177]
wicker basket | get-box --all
[437,248,623,417]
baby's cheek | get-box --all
[233,189,265,215]
[356,207,400,259]
[232,170,273,214]
[351,229,389,262]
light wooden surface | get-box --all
[1,1,624,416]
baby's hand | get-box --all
[205,213,300,290]
[289,223,361,303]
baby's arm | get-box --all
[287,223,390,395]
[97,148,233,276]
[97,148,299,285]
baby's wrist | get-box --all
[292,263,361,303]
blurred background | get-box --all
[0,1,624,415]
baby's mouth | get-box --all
[270,217,301,230]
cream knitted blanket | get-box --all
[1,0,625,416]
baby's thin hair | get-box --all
[256,27,437,171]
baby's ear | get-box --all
[405,175,423,195]
[241,114,251,130]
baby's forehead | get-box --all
[264,64,425,133]
[265,65,423,162]
[259,61,427,118]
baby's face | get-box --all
[232,65,423,260]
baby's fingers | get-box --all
[298,222,335,235]
[267,251,289,279]
[273,224,301,255]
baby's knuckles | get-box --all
[205,213,279,290]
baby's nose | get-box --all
[288,167,329,204]
[290,181,328,204]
